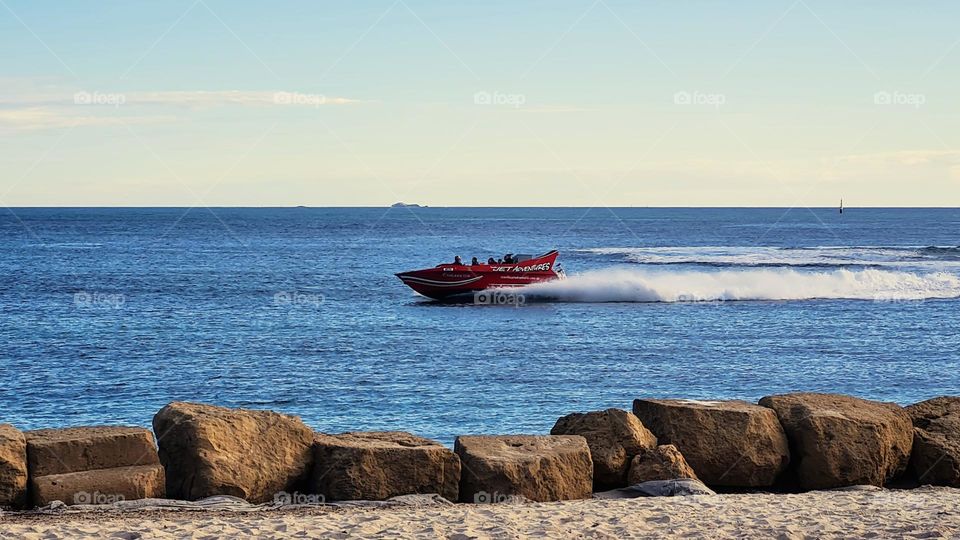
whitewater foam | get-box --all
[519,267,960,303]
[577,246,960,269]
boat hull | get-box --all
[396,250,562,301]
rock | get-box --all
[627,445,698,484]
[632,399,789,487]
[310,431,460,501]
[25,426,160,477]
[153,402,314,503]
[759,393,913,490]
[24,426,164,508]
[454,435,592,503]
[905,396,960,486]
[550,409,657,490]
[0,424,28,508]
[30,464,165,506]
[631,479,716,497]
[594,479,716,498]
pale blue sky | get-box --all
[2,1,958,206]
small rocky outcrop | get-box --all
[551,408,657,490]
[25,426,163,506]
[454,435,592,503]
[311,431,460,501]
[0,424,27,508]
[759,393,913,490]
[153,402,314,503]
[627,445,698,485]
[906,396,960,486]
[632,399,789,487]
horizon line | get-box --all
[3,205,960,210]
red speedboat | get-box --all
[396,250,564,301]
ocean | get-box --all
[2,207,959,443]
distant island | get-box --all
[391,202,426,208]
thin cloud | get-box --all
[0,90,363,108]
[0,89,363,133]
[115,90,361,107]
[0,107,173,132]
[838,150,960,166]
[517,105,597,113]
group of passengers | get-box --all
[452,254,517,266]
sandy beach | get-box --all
[2,487,958,539]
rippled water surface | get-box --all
[2,207,959,443]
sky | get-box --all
[1,0,959,207]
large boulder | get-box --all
[31,465,165,507]
[550,409,657,490]
[25,426,163,507]
[906,396,960,486]
[627,445,698,485]
[632,399,789,487]
[454,435,592,503]
[0,424,27,508]
[153,402,314,503]
[25,426,160,477]
[311,431,460,501]
[595,478,716,498]
[759,393,913,490]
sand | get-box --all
[1,487,958,539]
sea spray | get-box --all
[519,267,960,303]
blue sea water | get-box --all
[2,207,959,444]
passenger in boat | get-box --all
[454,255,463,265]
[471,257,479,266]
[487,257,496,264]
[503,253,514,263]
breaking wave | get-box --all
[519,267,960,303]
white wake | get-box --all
[518,267,960,303]
[577,246,960,269]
